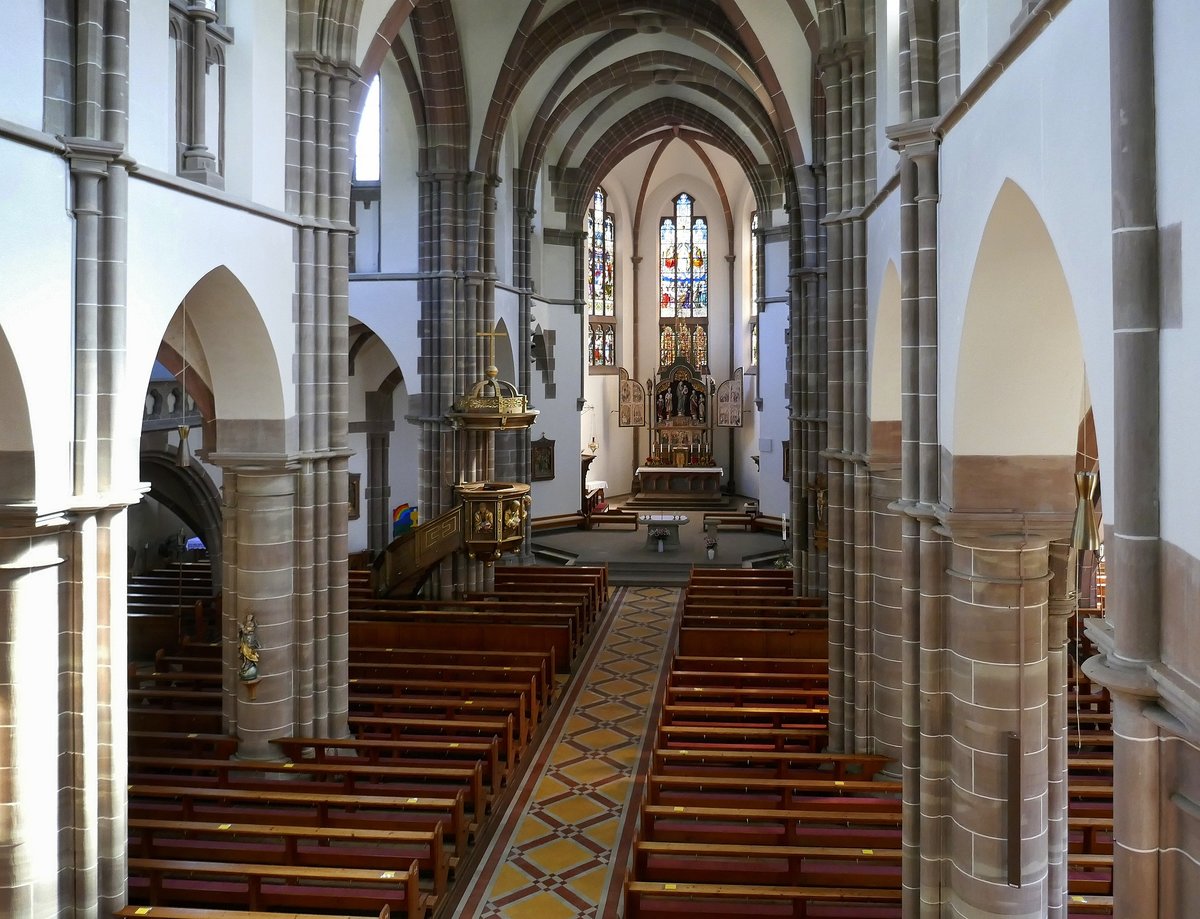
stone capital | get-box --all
[885,117,941,157]
[933,505,1073,545]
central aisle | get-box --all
[450,585,683,919]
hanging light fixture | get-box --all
[176,298,194,468]
[1070,470,1100,551]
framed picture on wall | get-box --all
[348,472,361,520]
[531,436,555,481]
[782,440,791,482]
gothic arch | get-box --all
[0,323,34,504]
[163,266,288,454]
[139,450,224,590]
[952,179,1086,494]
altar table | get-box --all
[639,513,689,552]
[635,466,723,499]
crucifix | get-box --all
[476,328,508,374]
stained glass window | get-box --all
[586,187,617,368]
[659,326,677,366]
[660,192,708,370]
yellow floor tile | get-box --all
[523,836,595,874]
[542,793,608,825]
[501,892,580,919]
[559,757,622,785]
[564,864,610,904]
[487,862,535,899]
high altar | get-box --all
[635,358,723,497]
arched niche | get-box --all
[0,324,34,504]
[950,179,1087,512]
[138,450,224,592]
[869,260,902,459]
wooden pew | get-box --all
[128,732,238,759]
[349,689,529,749]
[349,711,520,770]
[492,565,607,614]
[272,734,504,796]
[657,723,830,754]
[351,647,555,707]
[350,658,549,716]
[349,595,591,644]
[645,774,900,810]
[672,655,828,674]
[632,839,901,888]
[115,908,389,919]
[678,626,828,659]
[348,673,535,737]
[127,753,487,822]
[687,568,794,583]
[667,669,829,690]
[127,857,426,919]
[666,685,829,708]
[128,817,448,897]
[661,703,830,729]
[624,878,902,918]
[127,783,468,858]
[350,617,574,673]
[652,748,889,782]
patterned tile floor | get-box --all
[450,585,681,919]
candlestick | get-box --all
[781,513,788,541]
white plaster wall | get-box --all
[222,0,287,208]
[1155,0,1200,560]
[958,0,1023,91]
[0,0,44,128]
[756,232,790,516]
[379,53,420,274]
[349,279,422,392]
[875,0,901,180]
[127,0,174,173]
[741,3,815,163]
[355,0,398,68]
[0,143,74,508]
[936,0,1112,488]
[866,191,903,425]
[126,182,297,453]
[870,260,902,424]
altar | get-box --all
[638,513,688,551]
[636,466,723,498]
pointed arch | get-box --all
[0,324,34,503]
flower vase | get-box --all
[707,548,715,560]
[657,540,664,553]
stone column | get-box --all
[1045,541,1075,918]
[869,461,903,769]
[1081,3,1164,914]
[943,526,1053,918]
[0,518,70,915]
[222,468,296,761]
[179,0,222,187]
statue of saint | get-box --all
[238,614,261,682]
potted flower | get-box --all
[649,526,670,553]
[704,534,718,560]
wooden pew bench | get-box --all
[128,817,448,897]
[651,748,889,782]
[672,655,828,674]
[349,712,519,771]
[700,513,756,530]
[687,568,794,583]
[352,608,579,659]
[351,646,555,707]
[639,803,902,849]
[351,595,591,644]
[348,674,535,737]
[127,857,426,919]
[678,626,829,659]
[645,774,901,810]
[668,669,830,690]
[661,703,830,729]
[127,783,468,859]
[349,690,529,750]
[624,878,902,918]
[493,565,608,611]
[127,753,488,822]
[666,685,830,708]
[128,731,239,759]
[350,618,574,673]
[115,907,389,919]
[632,839,902,888]
[272,734,505,796]
[350,658,550,716]
[657,723,830,754]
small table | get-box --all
[639,513,689,552]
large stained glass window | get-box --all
[659,192,708,370]
[586,187,616,368]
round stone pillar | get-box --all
[944,531,1052,918]
[223,468,296,761]
[0,521,68,913]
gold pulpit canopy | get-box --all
[458,481,531,562]
[447,330,539,432]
